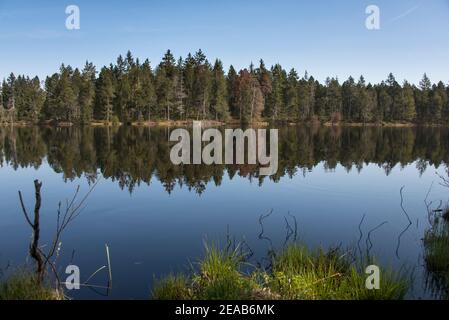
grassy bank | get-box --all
[0,271,63,300]
[152,243,409,300]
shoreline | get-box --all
[0,120,447,128]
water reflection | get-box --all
[1,125,448,193]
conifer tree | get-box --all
[95,67,116,122]
[156,50,177,120]
[417,73,432,121]
[79,62,96,123]
[211,59,229,121]
[268,64,286,120]
[285,69,299,120]
[227,65,239,118]
[400,81,417,122]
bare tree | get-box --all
[18,179,98,286]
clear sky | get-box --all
[0,0,448,85]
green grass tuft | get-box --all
[152,274,192,300]
[151,243,409,300]
[268,244,408,300]
[193,244,257,300]
[0,271,63,300]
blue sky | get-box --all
[0,0,448,84]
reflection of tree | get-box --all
[1,126,449,194]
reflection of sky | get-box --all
[0,160,447,299]
[0,0,448,84]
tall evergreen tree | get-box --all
[227,65,239,118]
[417,73,432,121]
[95,67,116,122]
[285,69,299,120]
[192,50,212,120]
[156,50,177,120]
[211,59,229,121]
[79,62,96,123]
[298,72,316,121]
[268,64,286,120]
[399,81,417,122]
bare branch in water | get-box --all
[366,221,388,256]
[17,178,99,287]
[283,212,298,247]
[357,214,366,259]
[258,209,274,248]
[396,186,413,259]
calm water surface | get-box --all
[0,125,448,299]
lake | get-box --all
[0,125,448,299]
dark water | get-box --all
[0,125,448,299]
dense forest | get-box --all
[1,125,448,193]
[1,50,448,125]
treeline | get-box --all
[1,50,448,124]
[1,126,448,193]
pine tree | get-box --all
[172,58,187,120]
[400,81,416,122]
[431,81,447,122]
[192,50,212,120]
[136,59,156,122]
[417,73,432,121]
[14,76,45,122]
[285,69,299,120]
[325,77,342,122]
[298,72,315,121]
[183,53,196,118]
[58,65,77,122]
[355,76,372,122]
[268,64,286,120]
[113,54,132,123]
[156,50,177,120]
[79,62,96,123]
[256,60,272,118]
[43,73,60,120]
[211,59,229,121]
[376,83,392,122]
[227,65,239,118]
[95,67,115,122]
[342,76,356,121]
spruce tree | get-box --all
[79,62,96,123]
[95,68,115,122]
[268,64,286,120]
[211,59,229,121]
[227,65,239,118]
[285,69,299,120]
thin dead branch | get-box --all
[17,178,99,287]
